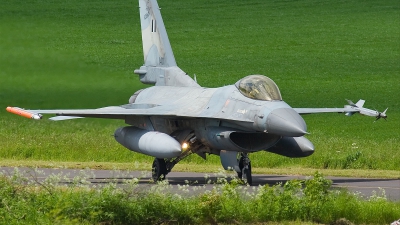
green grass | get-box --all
[1,171,399,224]
[1,0,399,173]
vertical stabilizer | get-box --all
[139,0,176,67]
[135,0,199,87]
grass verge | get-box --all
[0,171,399,224]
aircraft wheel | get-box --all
[152,158,167,181]
[242,162,252,185]
[237,156,244,179]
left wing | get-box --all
[294,99,388,121]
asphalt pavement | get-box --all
[1,167,399,201]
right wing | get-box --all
[6,104,165,121]
[6,98,254,123]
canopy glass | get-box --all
[235,75,282,101]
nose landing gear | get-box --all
[237,153,252,185]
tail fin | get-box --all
[346,99,365,108]
[355,99,365,108]
[134,0,199,87]
[139,0,175,67]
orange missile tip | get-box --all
[6,106,42,120]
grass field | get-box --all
[1,0,399,174]
[1,171,399,224]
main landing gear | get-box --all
[153,153,253,185]
[237,153,252,185]
[152,135,202,181]
[152,158,168,181]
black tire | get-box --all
[242,162,252,185]
[237,157,244,179]
[152,158,167,181]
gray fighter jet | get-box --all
[6,0,387,184]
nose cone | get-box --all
[266,108,307,137]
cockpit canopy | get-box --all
[235,75,282,101]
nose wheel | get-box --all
[237,153,252,185]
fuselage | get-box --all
[123,76,310,155]
[134,83,306,135]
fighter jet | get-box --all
[6,0,387,185]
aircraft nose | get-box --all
[266,108,307,137]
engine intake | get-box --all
[204,126,281,152]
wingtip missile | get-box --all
[6,107,42,120]
[344,100,388,121]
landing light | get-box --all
[182,142,189,150]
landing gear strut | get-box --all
[152,158,168,181]
[237,153,252,185]
[151,135,202,181]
